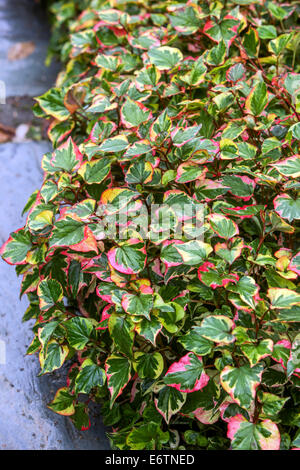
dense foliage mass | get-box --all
[2,0,300,450]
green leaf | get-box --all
[133,351,164,379]
[149,110,171,144]
[257,25,277,40]
[126,422,162,450]
[65,317,93,350]
[68,259,83,298]
[213,92,234,112]
[135,317,162,346]
[98,135,129,153]
[48,119,74,146]
[277,306,300,322]
[148,46,183,70]
[78,157,111,184]
[238,141,257,160]
[198,266,239,290]
[272,156,300,178]
[101,187,139,214]
[75,359,106,394]
[222,174,255,199]
[268,2,291,20]
[121,292,153,320]
[38,321,60,348]
[243,28,260,58]
[208,213,239,239]
[184,430,208,447]
[262,366,287,387]
[222,122,246,140]
[95,53,120,71]
[35,88,69,121]
[292,429,300,448]
[108,239,146,275]
[228,415,280,450]
[200,315,235,344]
[284,73,300,96]
[164,352,209,393]
[241,339,273,366]
[274,194,300,222]
[87,94,117,113]
[47,387,75,416]
[206,40,226,65]
[70,29,94,48]
[26,203,54,234]
[219,138,238,158]
[227,276,258,309]
[26,335,41,355]
[42,137,82,173]
[39,341,69,375]
[215,237,245,264]
[178,327,213,355]
[162,169,176,185]
[181,378,217,415]
[259,391,289,420]
[123,140,152,159]
[156,305,182,334]
[20,267,39,296]
[175,241,212,266]
[268,288,300,309]
[0,229,32,265]
[108,314,134,358]
[121,98,151,128]
[170,7,201,35]
[226,63,246,82]
[262,137,281,155]
[220,364,264,409]
[181,58,207,86]
[125,160,153,184]
[268,33,293,56]
[176,162,205,183]
[136,65,161,90]
[37,279,63,311]
[49,216,85,247]
[155,387,186,424]
[105,354,131,405]
[290,122,300,140]
[269,211,295,234]
[245,81,268,116]
[41,180,59,204]
[207,17,240,44]
[70,402,90,431]
[22,190,39,215]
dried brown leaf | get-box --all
[0,123,15,143]
[7,42,36,61]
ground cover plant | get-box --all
[2,0,300,450]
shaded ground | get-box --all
[0,96,35,128]
[0,0,110,450]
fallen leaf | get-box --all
[0,123,15,143]
[7,42,35,61]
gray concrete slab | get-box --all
[0,0,110,450]
[0,0,60,97]
[0,142,110,449]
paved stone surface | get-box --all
[0,96,37,129]
[0,1,110,450]
[0,0,60,98]
[0,142,110,450]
